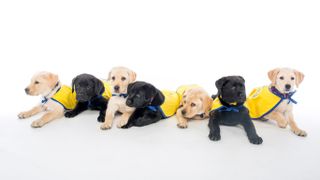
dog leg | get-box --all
[96,98,108,123]
[117,111,134,128]
[266,112,288,128]
[241,118,263,145]
[64,102,88,118]
[31,110,63,128]
[101,105,118,130]
[288,113,307,137]
[176,108,188,128]
[208,116,221,141]
[18,105,44,119]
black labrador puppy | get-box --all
[64,74,108,122]
[208,76,263,145]
[121,81,165,128]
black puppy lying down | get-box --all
[64,74,111,122]
[122,81,180,128]
[209,76,263,145]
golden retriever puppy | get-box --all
[246,68,306,136]
[176,85,213,128]
[100,67,137,130]
[18,71,75,128]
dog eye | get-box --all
[280,76,284,80]
[34,81,40,84]
[291,77,295,80]
[121,77,126,81]
[112,76,115,81]
[191,103,196,107]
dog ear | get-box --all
[202,95,213,117]
[294,69,304,88]
[150,89,165,106]
[46,73,59,89]
[128,70,137,83]
[71,76,78,93]
[215,77,227,93]
[94,79,105,95]
[268,68,280,86]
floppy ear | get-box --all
[268,68,280,86]
[94,79,105,95]
[215,77,227,93]
[150,89,165,106]
[128,70,137,83]
[202,95,213,117]
[47,73,59,88]
[294,70,304,88]
[71,76,78,93]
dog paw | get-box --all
[18,112,31,119]
[121,123,133,129]
[177,122,188,129]
[292,129,307,137]
[97,115,105,123]
[117,120,128,128]
[208,132,221,141]
[31,120,44,128]
[100,123,112,130]
[277,121,288,128]
[64,111,76,118]
[249,136,263,145]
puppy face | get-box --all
[126,81,164,108]
[72,74,104,102]
[268,68,304,94]
[108,67,136,94]
[216,76,246,104]
[180,88,212,118]
[25,72,59,96]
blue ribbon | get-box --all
[271,87,297,104]
[41,97,49,104]
[217,105,243,112]
[112,94,128,98]
[147,106,159,112]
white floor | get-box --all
[1,109,319,180]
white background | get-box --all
[0,0,320,180]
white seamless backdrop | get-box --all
[0,1,319,180]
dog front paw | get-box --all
[97,115,105,123]
[292,129,307,137]
[18,112,31,119]
[208,132,221,141]
[249,136,263,145]
[100,123,112,130]
[64,111,77,118]
[121,122,133,129]
[177,122,188,129]
[31,120,44,128]
[117,120,128,128]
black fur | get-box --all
[208,76,263,145]
[64,73,108,122]
[121,81,165,128]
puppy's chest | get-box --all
[274,100,293,113]
[110,97,135,112]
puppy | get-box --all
[18,71,76,128]
[245,68,306,136]
[64,74,111,122]
[121,81,180,128]
[176,85,213,128]
[100,67,137,130]
[209,76,263,145]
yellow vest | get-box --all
[51,85,78,110]
[244,86,282,119]
[158,90,180,118]
[51,81,112,110]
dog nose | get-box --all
[25,88,30,94]
[181,110,186,115]
[114,85,120,91]
[285,84,291,90]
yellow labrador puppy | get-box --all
[18,72,72,128]
[246,68,306,136]
[176,86,213,128]
[100,67,137,130]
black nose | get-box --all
[25,88,30,94]
[114,86,120,91]
[285,84,291,90]
[181,110,186,115]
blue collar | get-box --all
[271,87,297,104]
[217,105,244,112]
[112,93,128,98]
[147,105,160,112]
[41,84,61,105]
